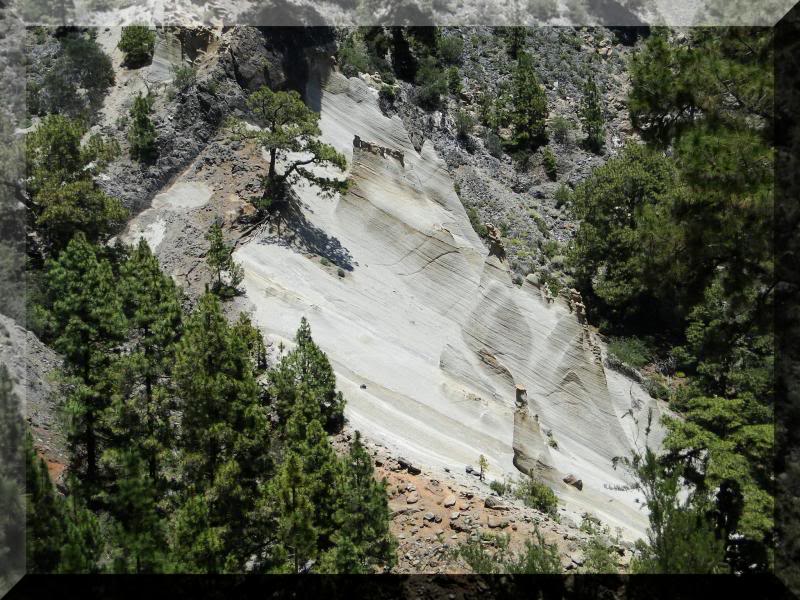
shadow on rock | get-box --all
[258,196,356,272]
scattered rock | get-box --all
[450,512,460,520]
[484,496,507,510]
[406,491,420,504]
[563,474,584,491]
[444,495,456,508]
[487,516,509,529]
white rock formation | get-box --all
[234,69,668,541]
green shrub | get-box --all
[608,337,652,369]
[338,33,370,77]
[542,239,559,258]
[467,207,488,238]
[456,528,561,574]
[485,131,503,158]
[580,79,605,153]
[128,92,157,162]
[554,184,571,208]
[489,479,511,496]
[171,63,197,91]
[415,56,447,109]
[550,115,573,144]
[447,66,462,95]
[118,25,156,67]
[337,267,345,278]
[455,109,474,140]
[514,475,558,517]
[379,84,396,104]
[542,147,557,180]
[320,257,331,266]
[438,35,464,65]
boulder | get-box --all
[398,456,421,475]
[443,495,456,508]
[484,496,507,510]
[487,516,509,529]
[563,474,584,491]
[406,491,420,504]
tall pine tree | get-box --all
[41,233,127,495]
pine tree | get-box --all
[128,92,157,162]
[107,239,182,484]
[42,233,127,493]
[510,52,548,150]
[171,293,272,571]
[205,222,243,298]
[26,114,125,252]
[105,240,182,482]
[270,317,345,433]
[326,431,396,573]
[280,396,341,546]
[167,493,225,574]
[273,451,318,574]
[579,78,605,154]
[25,434,102,574]
[107,451,166,573]
[0,367,24,590]
[227,87,347,216]
[118,26,156,67]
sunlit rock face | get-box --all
[235,68,669,540]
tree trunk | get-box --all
[86,412,97,485]
[268,149,277,182]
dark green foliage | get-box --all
[447,66,462,95]
[228,87,347,217]
[270,317,345,433]
[337,33,370,78]
[484,131,503,158]
[614,446,728,573]
[40,233,127,491]
[205,222,243,298]
[128,93,157,163]
[171,293,272,572]
[568,143,686,327]
[323,432,396,573]
[107,451,166,573]
[608,336,653,369]
[509,53,548,150]
[437,35,463,65]
[272,451,318,573]
[379,84,396,104]
[579,79,605,153]
[118,26,156,67]
[26,114,125,252]
[28,31,115,119]
[553,184,571,208]
[27,222,393,574]
[415,56,447,110]
[513,474,558,517]
[0,367,24,591]
[26,434,102,573]
[503,27,527,59]
[542,147,557,180]
[107,239,182,484]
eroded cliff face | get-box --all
[232,68,669,540]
